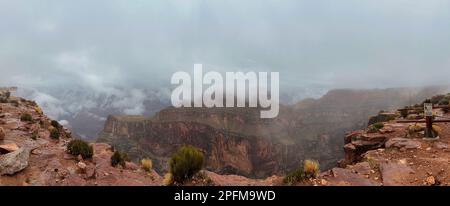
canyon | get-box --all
[97,86,450,177]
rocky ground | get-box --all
[0,95,162,186]
[316,109,450,186]
[3,92,450,186]
[0,94,281,186]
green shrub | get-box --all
[141,158,153,172]
[20,113,32,122]
[67,139,93,159]
[283,166,306,185]
[51,120,60,129]
[368,122,384,133]
[50,128,60,139]
[439,99,450,106]
[111,151,128,167]
[169,145,205,183]
[31,131,39,140]
[372,122,385,130]
[443,107,450,114]
[400,108,409,118]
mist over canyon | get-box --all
[12,84,449,177]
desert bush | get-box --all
[400,108,409,118]
[31,131,39,140]
[51,120,60,129]
[67,139,94,159]
[368,122,384,133]
[111,151,128,167]
[35,106,43,115]
[439,98,450,106]
[303,159,320,178]
[283,166,305,185]
[407,124,425,134]
[443,107,450,114]
[163,173,174,186]
[432,125,442,136]
[20,113,32,122]
[50,128,60,139]
[283,160,320,185]
[169,145,205,183]
[141,158,153,172]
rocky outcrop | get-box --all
[317,95,450,186]
[340,132,388,166]
[0,95,162,186]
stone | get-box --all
[380,162,414,186]
[425,176,436,185]
[385,138,421,150]
[0,148,30,175]
[0,143,19,154]
[77,161,87,174]
[433,142,448,150]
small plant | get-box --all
[303,159,320,178]
[51,120,60,129]
[443,107,449,114]
[31,131,39,140]
[372,122,385,130]
[169,145,205,183]
[67,139,94,159]
[368,122,384,133]
[400,108,409,118]
[111,151,128,167]
[5,91,10,99]
[20,113,33,122]
[50,128,60,139]
[407,124,425,135]
[163,173,174,186]
[35,106,43,115]
[141,158,153,172]
[432,125,442,137]
[283,159,320,185]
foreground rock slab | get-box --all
[0,148,30,175]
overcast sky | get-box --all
[1,0,450,93]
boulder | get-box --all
[380,162,414,186]
[0,148,30,175]
[385,138,421,150]
[0,143,19,154]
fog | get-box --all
[1,0,450,104]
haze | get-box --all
[1,0,450,95]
